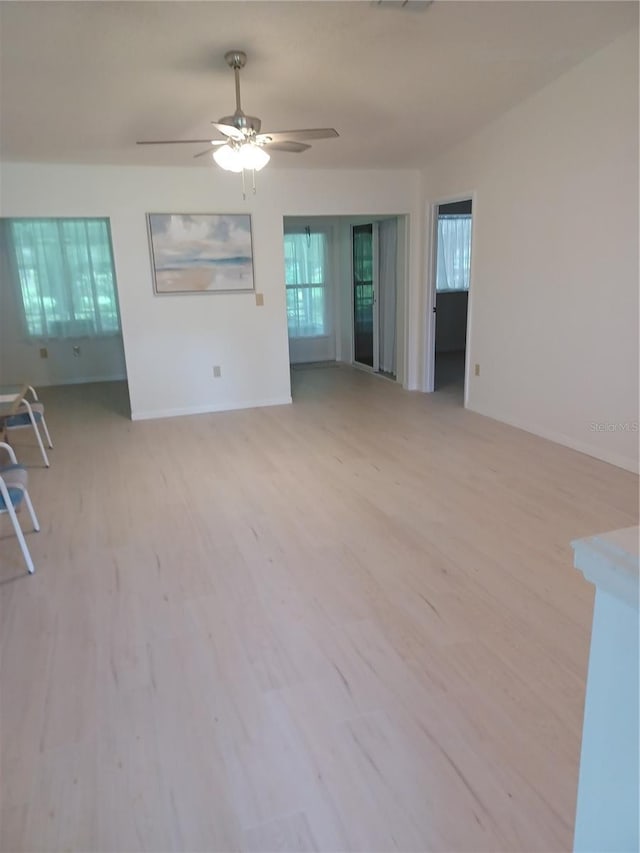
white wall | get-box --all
[0,165,421,419]
[421,30,639,472]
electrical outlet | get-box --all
[474,363,480,376]
[213,365,222,378]
[255,292,264,306]
[73,345,81,357]
[39,347,48,359]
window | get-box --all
[5,218,121,338]
[436,214,472,291]
[284,231,327,337]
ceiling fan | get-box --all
[137,50,339,189]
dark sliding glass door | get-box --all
[353,224,374,368]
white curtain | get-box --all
[284,230,329,338]
[436,215,472,291]
[378,219,397,375]
[5,218,121,338]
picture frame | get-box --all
[147,213,255,295]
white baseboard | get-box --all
[468,402,639,474]
[131,396,293,422]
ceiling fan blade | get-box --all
[263,141,311,153]
[212,122,244,141]
[256,128,338,144]
[194,148,215,159]
[137,139,220,145]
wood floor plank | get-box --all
[0,367,637,852]
[242,812,318,853]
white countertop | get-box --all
[572,526,639,607]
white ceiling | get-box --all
[0,1,636,169]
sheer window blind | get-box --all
[6,218,121,338]
[284,231,328,338]
[436,214,472,292]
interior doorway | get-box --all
[284,214,405,388]
[427,199,473,400]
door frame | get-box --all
[424,191,476,405]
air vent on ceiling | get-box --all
[373,0,434,10]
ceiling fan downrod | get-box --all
[221,50,262,134]
[225,50,247,117]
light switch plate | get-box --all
[255,292,264,306]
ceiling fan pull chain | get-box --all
[252,170,257,195]
[241,169,247,201]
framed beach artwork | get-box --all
[147,213,255,294]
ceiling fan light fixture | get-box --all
[212,141,270,174]
[239,142,270,172]
[212,143,244,172]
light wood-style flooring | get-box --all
[1,366,638,852]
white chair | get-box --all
[0,442,40,574]
[3,385,53,468]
